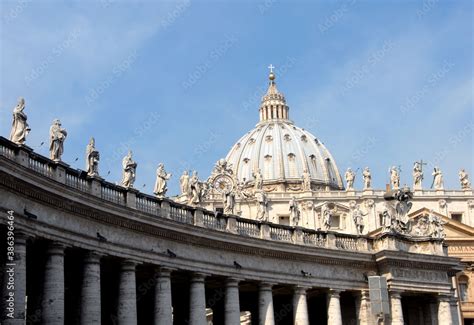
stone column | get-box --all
[153,267,173,325]
[327,289,342,325]
[117,260,137,325]
[293,286,309,325]
[42,242,66,325]
[355,290,373,325]
[389,291,404,325]
[3,233,28,325]
[225,278,240,325]
[80,252,102,325]
[438,295,453,325]
[189,273,207,325]
[259,282,275,325]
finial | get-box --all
[268,64,275,81]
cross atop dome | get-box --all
[268,64,275,73]
[268,64,276,82]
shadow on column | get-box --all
[25,238,47,324]
[136,264,156,325]
[239,281,259,324]
[340,291,357,325]
[273,285,294,325]
[100,257,120,325]
[402,294,437,325]
[171,271,190,325]
[65,248,83,325]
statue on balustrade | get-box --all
[412,161,424,190]
[390,166,400,189]
[212,158,233,176]
[224,191,235,214]
[237,178,252,199]
[154,163,172,198]
[121,150,137,188]
[253,168,263,191]
[459,169,471,190]
[289,197,300,226]
[49,119,67,162]
[362,167,371,190]
[189,171,201,205]
[302,169,311,191]
[9,97,30,145]
[255,189,268,221]
[345,168,355,190]
[180,170,190,195]
[352,204,366,235]
[85,137,100,177]
[431,167,444,190]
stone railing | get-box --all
[1,136,431,254]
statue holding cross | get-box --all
[413,160,426,190]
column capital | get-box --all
[437,294,452,302]
[46,241,68,255]
[328,289,342,297]
[190,272,208,283]
[154,266,175,276]
[259,282,275,291]
[225,277,242,287]
[389,290,403,299]
[293,285,309,295]
[83,251,104,264]
[120,259,138,271]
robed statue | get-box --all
[154,163,172,197]
[121,151,137,188]
[9,97,30,145]
[49,119,67,162]
[85,137,100,176]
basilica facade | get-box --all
[0,70,473,325]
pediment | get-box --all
[409,207,474,240]
[313,201,351,213]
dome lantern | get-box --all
[259,65,290,122]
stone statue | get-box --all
[255,190,268,221]
[352,204,366,235]
[49,119,67,162]
[345,168,355,190]
[180,171,190,195]
[459,169,471,190]
[236,178,252,199]
[362,167,371,190]
[154,163,172,198]
[253,168,263,191]
[302,169,311,191]
[383,186,413,234]
[322,203,333,230]
[85,137,99,177]
[412,162,423,190]
[429,211,446,239]
[9,97,30,145]
[121,150,137,188]
[289,197,300,226]
[189,171,201,205]
[432,167,444,190]
[224,191,236,214]
[213,158,233,175]
[390,166,400,190]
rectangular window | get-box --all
[331,215,341,229]
[279,216,290,226]
[451,213,463,223]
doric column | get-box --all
[355,290,373,325]
[293,286,309,325]
[3,233,28,325]
[389,291,404,325]
[259,282,275,325]
[225,278,240,324]
[327,289,342,325]
[438,295,453,325]
[42,242,66,325]
[189,273,207,325]
[153,267,173,325]
[80,252,102,325]
[117,260,137,325]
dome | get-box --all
[225,69,344,191]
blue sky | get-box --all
[1,0,472,195]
